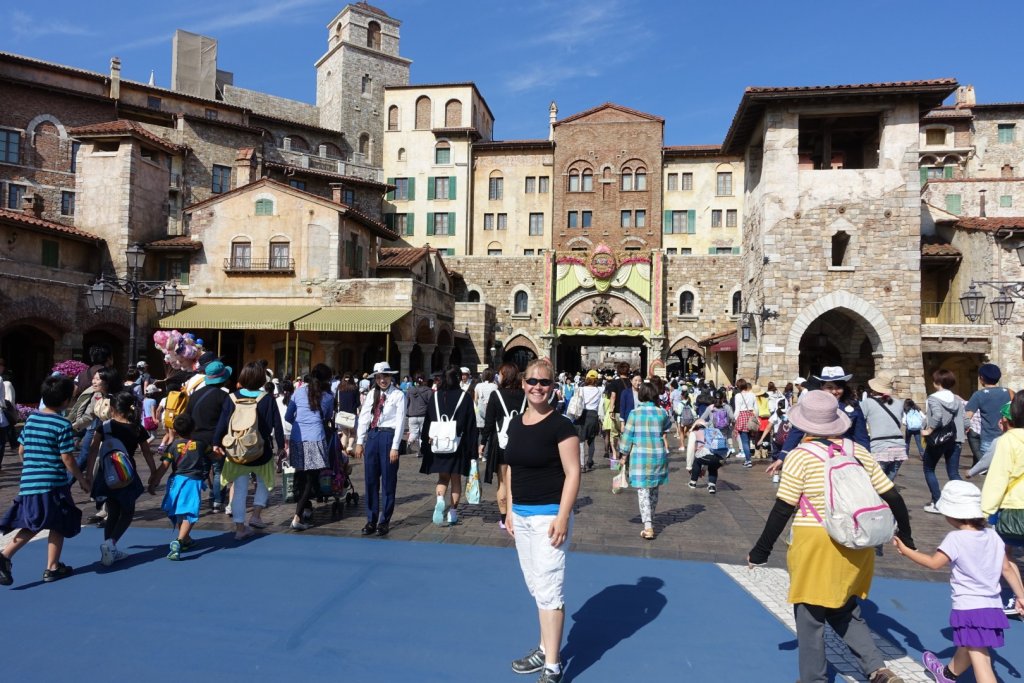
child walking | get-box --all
[148,414,209,560]
[0,375,90,586]
[893,480,1024,683]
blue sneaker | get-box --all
[167,540,182,561]
[432,496,445,526]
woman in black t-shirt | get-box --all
[503,359,580,683]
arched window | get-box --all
[387,105,399,131]
[397,147,406,161]
[831,231,850,267]
[514,290,529,315]
[621,167,633,191]
[488,170,503,200]
[358,133,370,155]
[287,135,310,152]
[366,21,381,49]
[581,169,593,192]
[635,167,647,191]
[230,240,252,269]
[435,141,451,165]
[731,291,742,315]
[679,291,694,315]
[568,170,580,192]
[415,96,431,129]
[321,142,342,159]
[445,99,463,127]
[254,198,273,216]
[270,240,290,269]
[467,290,480,303]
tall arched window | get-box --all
[445,99,462,127]
[621,167,633,191]
[680,291,694,315]
[568,170,580,192]
[581,169,593,192]
[358,133,370,155]
[366,21,381,49]
[387,105,399,131]
[397,147,406,161]
[635,167,647,190]
[514,290,529,315]
[731,291,742,315]
[415,96,431,129]
[831,231,850,267]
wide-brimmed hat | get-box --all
[813,366,852,383]
[749,383,766,395]
[204,360,232,386]
[370,361,398,377]
[867,374,897,395]
[788,390,851,436]
[936,480,984,520]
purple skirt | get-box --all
[0,486,82,539]
[950,608,1009,648]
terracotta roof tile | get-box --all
[745,78,958,95]
[921,236,961,257]
[377,247,428,269]
[556,102,664,126]
[698,328,736,345]
[0,209,103,243]
[236,147,256,161]
[354,1,390,18]
[144,235,203,252]
[923,107,973,119]
[69,120,184,153]
[956,216,1024,231]
[474,139,554,151]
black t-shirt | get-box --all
[186,385,229,446]
[101,419,149,458]
[164,437,209,480]
[504,410,577,506]
[604,377,626,400]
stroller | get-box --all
[316,432,359,519]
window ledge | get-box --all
[676,314,699,321]
[510,314,530,320]
[827,265,856,272]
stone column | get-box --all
[395,341,415,379]
[320,339,340,369]
[539,334,557,367]
[419,343,436,377]
[438,345,453,370]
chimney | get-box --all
[979,189,987,217]
[234,148,257,188]
[21,193,42,217]
[330,183,343,204]
[548,101,558,141]
[109,57,121,99]
[955,85,976,108]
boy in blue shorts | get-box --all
[149,414,209,560]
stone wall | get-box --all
[923,178,1024,217]
[663,254,743,349]
[222,85,320,127]
[971,107,1024,176]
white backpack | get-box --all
[566,386,584,420]
[797,439,895,549]
[428,391,467,454]
[222,392,266,465]
[494,391,526,449]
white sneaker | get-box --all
[923,503,941,514]
[110,548,128,564]
[432,496,445,525]
[448,509,458,526]
[100,541,114,567]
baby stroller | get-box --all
[316,432,359,520]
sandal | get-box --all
[640,529,656,540]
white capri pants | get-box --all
[229,474,269,524]
[513,512,573,611]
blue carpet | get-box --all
[2,527,808,682]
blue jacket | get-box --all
[779,400,870,459]
[619,388,638,424]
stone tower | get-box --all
[315,2,411,169]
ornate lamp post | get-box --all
[86,243,185,364]
[959,282,1024,326]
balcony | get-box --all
[278,148,384,183]
[921,301,988,325]
[920,301,992,354]
[223,258,295,274]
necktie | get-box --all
[370,391,387,429]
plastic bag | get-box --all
[466,459,481,505]
[612,461,629,494]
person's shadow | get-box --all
[561,576,667,681]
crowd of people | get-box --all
[1,348,1023,683]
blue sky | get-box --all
[4,0,1022,144]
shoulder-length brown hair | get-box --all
[497,362,520,389]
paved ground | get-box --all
[1,432,1022,682]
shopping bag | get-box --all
[612,462,629,494]
[466,459,481,505]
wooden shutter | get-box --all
[448,212,456,235]
[386,177,395,201]
[427,177,435,200]
[943,165,954,179]
[945,194,961,215]
[687,210,696,234]
[731,246,740,255]
[919,167,929,186]
[408,177,416,200]
[426,213,435,236]
[384,214,394,230]
[407,213,415,236]
[663,210,673,234]
[448,176,457,200]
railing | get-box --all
[921,301,986,325]
[223,258,295,273]
[277,148,384,183]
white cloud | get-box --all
[11,10,94,39]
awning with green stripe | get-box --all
[292,307,410,332]
[159,305,321,330]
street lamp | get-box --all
[86,244,185,364]
[958,281,1024,326]
[738,305,780,342]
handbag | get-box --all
[995,474,1024,543]
[428,391,467,454]
[925,403,957,448]
[612,461,629,494]
[334,411,356,430]
[466,459,481,505]
[745,412,760,432]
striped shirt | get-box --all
[778,438,893,529]
[17,412,75,495]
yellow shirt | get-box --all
[778,437,893,528]
[982,429,1024,515]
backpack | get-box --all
[773,420,791,446]
[428,391,467,454]
[494,391,526,449]
[756,395,771,418]
[221,392,266,465]
[163,390,190,430]
[566,387,585,420]
[675,401,695,425]
[68,388,95,427]
[925,402,957,449]
[712,408,730,430]
[703,426,727,451]
[904,409,923,431]
[797,439,895,549]
[99,421,136,490]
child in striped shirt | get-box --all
[0,375,91,586]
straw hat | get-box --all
[787,390,851,436]
[749,383,766,395]
[867,374,896,395]
[936,480,984,520]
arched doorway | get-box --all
[798,310,876,381]
[1,324,56,404]
[82,328,126,372]
[501,333,539,371]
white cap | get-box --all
[460,367,471,374]
[792,377,806,385]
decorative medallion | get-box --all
[591,298,615,326]
[589,244,617,280]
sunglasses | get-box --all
[524,378,554,387]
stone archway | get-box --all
[788,292,895,381]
